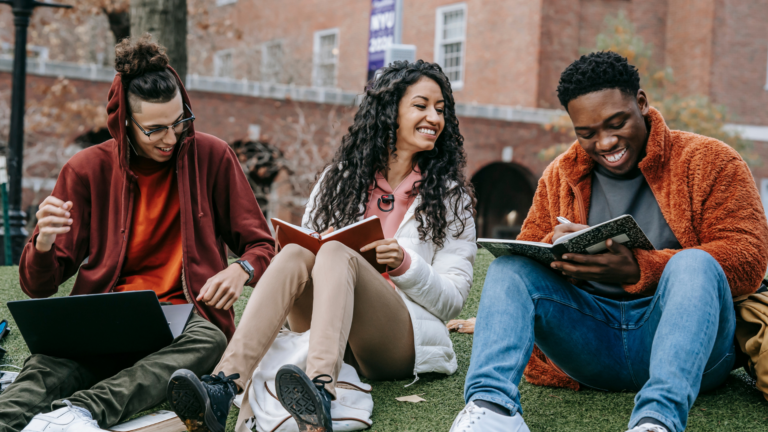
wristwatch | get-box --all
[235,259,255,284]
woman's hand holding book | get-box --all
[360,238,404,269]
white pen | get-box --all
[556,216,572,224]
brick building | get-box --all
[2,0,768,238]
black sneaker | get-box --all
[275,365,333,432]
[166,369,240,432]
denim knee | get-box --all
[486,255,544,281]
[484,256,542,294]
[658,249,729,302]
[665,249,720,274]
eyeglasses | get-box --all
[130,104,195,142]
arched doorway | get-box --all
[471,162,537,239]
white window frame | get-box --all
[312,28,340,88]
[434,3,467,90]
[765,48,768,91]
[216,0,237,6]
[213,49,234,78]
[261,40,284,83]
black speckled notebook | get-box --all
[478,214,655,265]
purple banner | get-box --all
[367,0,397,80]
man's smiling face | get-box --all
[567,88,650,175]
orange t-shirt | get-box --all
[114,156,186,304]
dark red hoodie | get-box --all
[19,68,275,340]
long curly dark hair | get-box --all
[310,60,475,249]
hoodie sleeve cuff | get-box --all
[388,247,412,277]
[27,237,57,270]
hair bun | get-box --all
[114,34,170,83]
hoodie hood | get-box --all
[106,66,196,173]
[107,67,204,219]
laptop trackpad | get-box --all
[162,304,195,339]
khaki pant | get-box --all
[214,241,415,397]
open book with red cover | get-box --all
[271,216,387,273]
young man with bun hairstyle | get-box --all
[0,35,275,432]
[451,51,768,432]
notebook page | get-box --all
[477,238,552,248]
[551,215,628,246]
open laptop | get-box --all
[7,291,194,362]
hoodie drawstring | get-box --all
[120,178,126,234]
[194,139,203,219]
[120,141,131,235]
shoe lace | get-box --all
[312,374,334,406]
[454,403,486,431]
[202,371,240,398]
[311,374,333,391]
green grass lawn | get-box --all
[2,249,768,431]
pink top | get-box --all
[364,168,422,279]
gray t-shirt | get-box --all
[582,165,681,298]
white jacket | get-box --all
[302,178,477,378]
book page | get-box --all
[477,239,556,264]
[323,216,380,239]
[553,214,654,254]
[272,218,316,235]
[552,228,588,246]
[551,215,631,246]
[477,238,552,248]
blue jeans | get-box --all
[464,249,736,432]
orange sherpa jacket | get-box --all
[518,107,768,390]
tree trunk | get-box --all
[103,9,130,43]
[130,0,188,84]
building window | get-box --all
[214,50,234,78]
[313,28,339,88]
[435,3,467,89]
[765,48,768,90]
[262,40,284,83]
[216,0,237,6]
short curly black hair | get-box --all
[557,51,640,110]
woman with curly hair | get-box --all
[168,60,477,432]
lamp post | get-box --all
[0,0,71,264]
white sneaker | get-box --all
[0,371,19,393]
[22,401,107,431]
[449,401,531,432]
[626,424,668,432]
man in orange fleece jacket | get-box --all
[451,52,768,432]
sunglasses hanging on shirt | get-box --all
[378,194,395,212]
